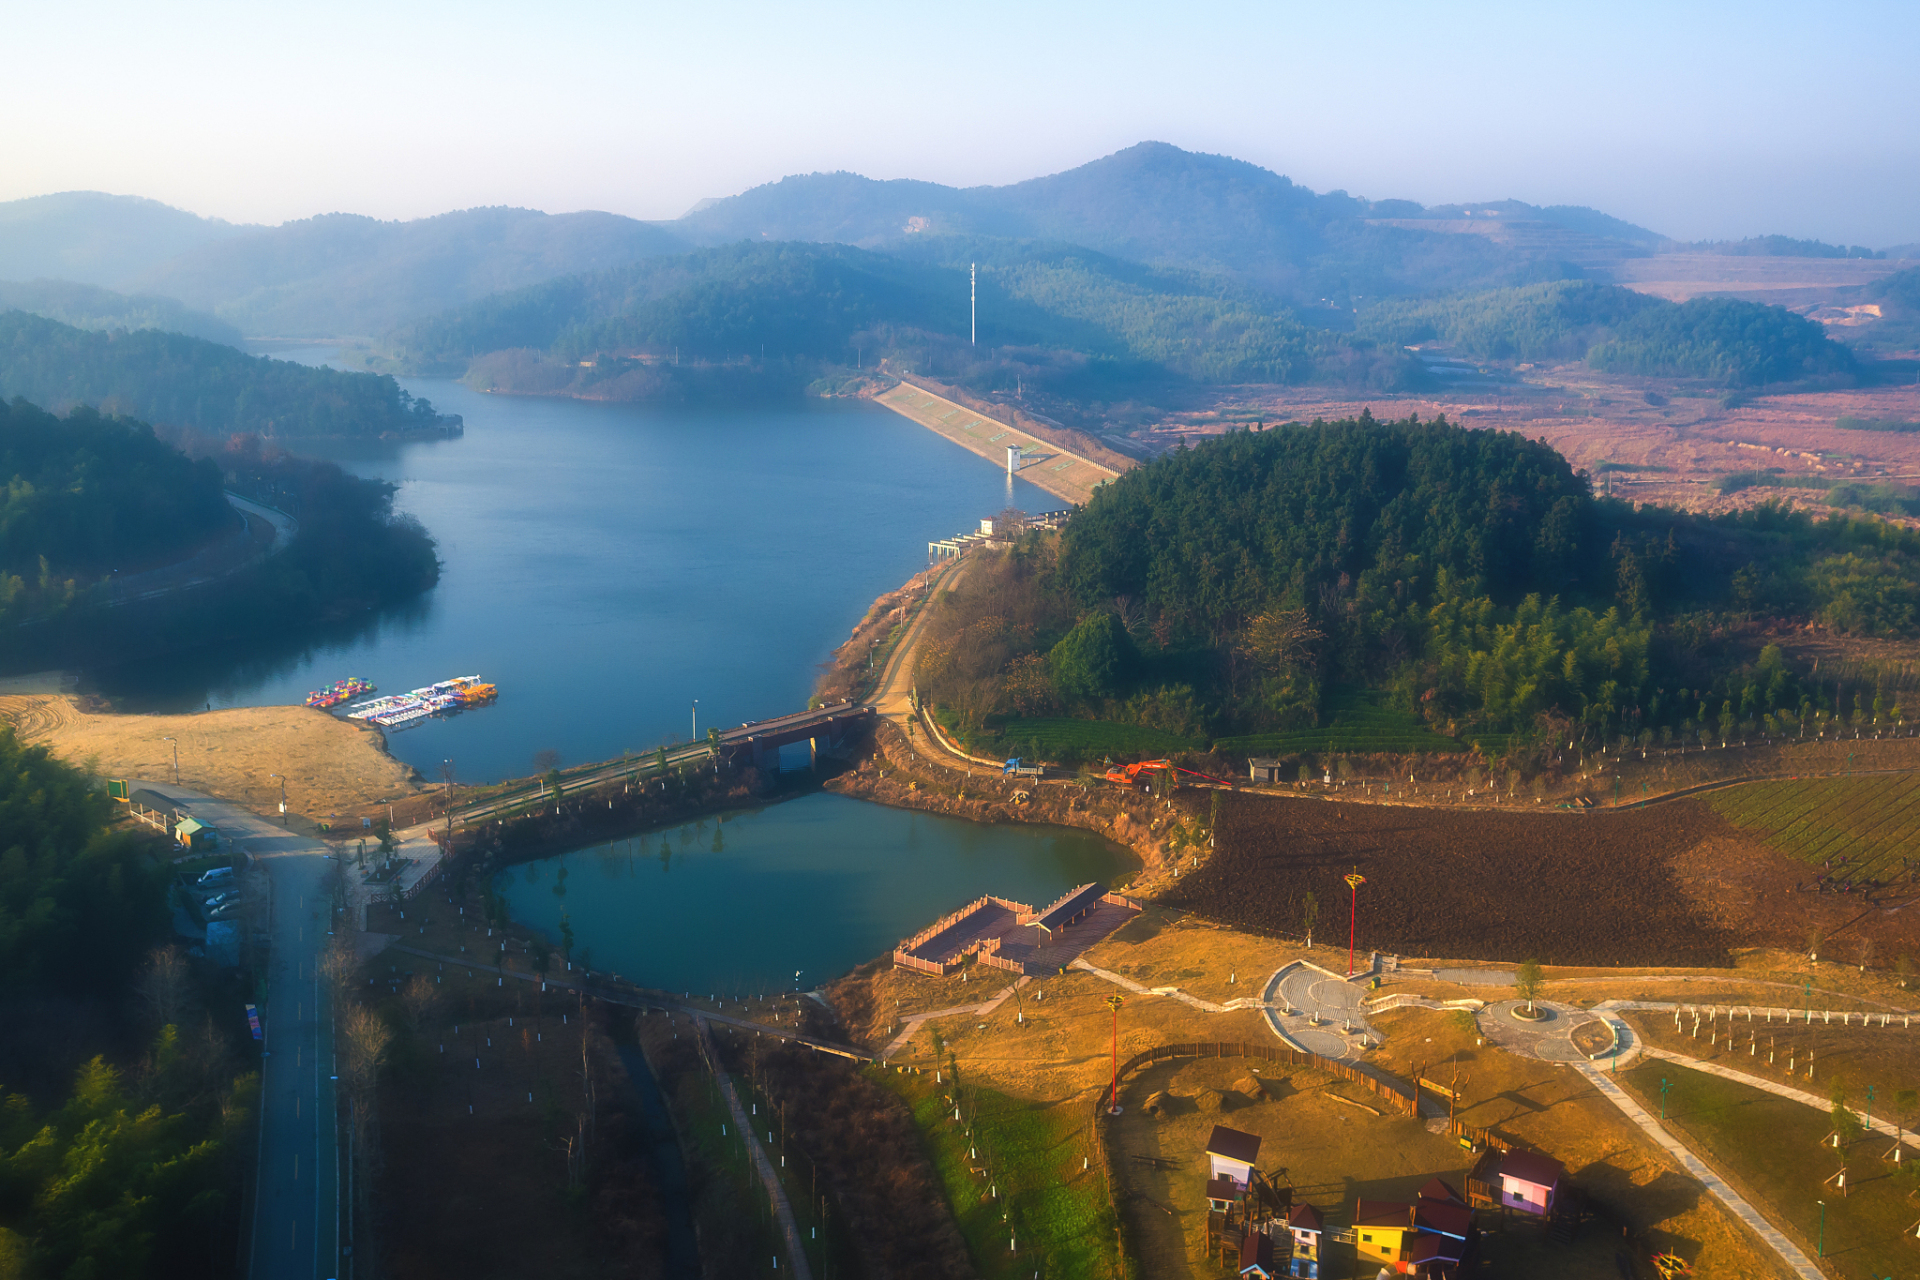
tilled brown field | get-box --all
[1163,792,1755,967]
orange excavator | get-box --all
[1101,758,1236,791]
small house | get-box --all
[1248,756,1285,784]
[1206,1174,1243,1212]
[1205,1125,1262,1188]
[174,817,218,851]
[1284,1202,1323,1278]
[1352,1200,1416,1272]
[1495,1149,1563,1217]
[1236,1227,1277,1278]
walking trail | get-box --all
[694,1017,813,1280]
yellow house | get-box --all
[1352,1201,1416,1271]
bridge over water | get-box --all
[443,701,875,826]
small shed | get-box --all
[1236,1227,1277,1278]
[1284,1202,1324,1278]
[1247,756,1285,783]
[1351,1200,1415,1272]
[1033,883,1106,936]
[1495,1149,1563,1216]
[174,817,218,851]
[1204,1125,1262,1187]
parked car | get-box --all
[207,901,242,921]
[204,890,240,909]
[196,866,235,887]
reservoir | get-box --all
[493,793,1134,996]
[98,368,1054,783]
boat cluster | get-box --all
[345,675,497,728]
[305,677,375,708]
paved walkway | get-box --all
[1576,1063,1824,1280]
[1476,1000,1605,1064]
[880,975,1030,1059]
[1263,961,1375,1059]
[695,1018,813,1280]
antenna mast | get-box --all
[970,263,976,346]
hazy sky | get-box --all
[9,0,1918,245]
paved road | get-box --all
[157,786,340,1280]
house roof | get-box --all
[1248,756,1283,768]
[1407,1233,1463,1265]
[1499,1149,1565,1189]
[1237,1229,1274,1272]
[1033,882,1105,931]
[1206,1175,1242,1201]
[175,818,209,835]
[1205,1125,1261,1165]
[1353,1199,1413,1229]
[1286,1202,1324,1232]
[1414,1199,1473,1239]
[129,789,183,815]
[1418,1177,1464,1206]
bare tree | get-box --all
[135,946,193,1029]
[1238,607,1323,672]
[398,973,437,1035]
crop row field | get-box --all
[1213,687,1469,757]
[989,716,1199,758]
[1707,774,1920,882]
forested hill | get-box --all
[912,414,1920,756]
[384,239,1424,400]
[0,397,232,580]
[1359,281,1859,385]
[0,279,242,345]
[0,312,460,438]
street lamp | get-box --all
[691,699,699,744]
[1344,871,1367,977]
[1106,995,1124,1115]
[162,736,178,785]
[269,773,287,822]
[1817,1199,1825,1258]
[1659,1076,1670,1120]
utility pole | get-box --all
[1106,995,1124,1115]
[691,699,698,745]
[970,263,976,346]
[1345,871,1366,977]
[163,736,178,785]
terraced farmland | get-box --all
[1707,775,1920,879]
[1211,687,1467,757]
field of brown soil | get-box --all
[1123,366,1920,521]
[0,693,420,821]
[1160,791,1800,967]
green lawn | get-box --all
[1212,687,1468,756]
[1618,1060,1913,1279]
[991,718,1199,759]
[876,1063,1121,1279]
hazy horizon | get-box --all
[8,0,1919,247]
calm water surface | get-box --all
[101,365,1051,784]
[495,793,1134,994]
[105,355,1119,988]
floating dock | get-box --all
[346,674,496,729]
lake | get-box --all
[494,792,1133,996]
[99,367,1054,783]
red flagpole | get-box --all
[1344,872,1366,977]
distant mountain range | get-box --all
[0,142,1910,341]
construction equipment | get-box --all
[1101,758,1236,791]
[1003,757,1043,777]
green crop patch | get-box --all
[1709,775,1920,881]
[992,717,1199,758]
[1213,687,1466,756]
[877,1066,1118,1280]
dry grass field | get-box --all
[0,693,420,820]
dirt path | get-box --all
[0,695,420,822]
